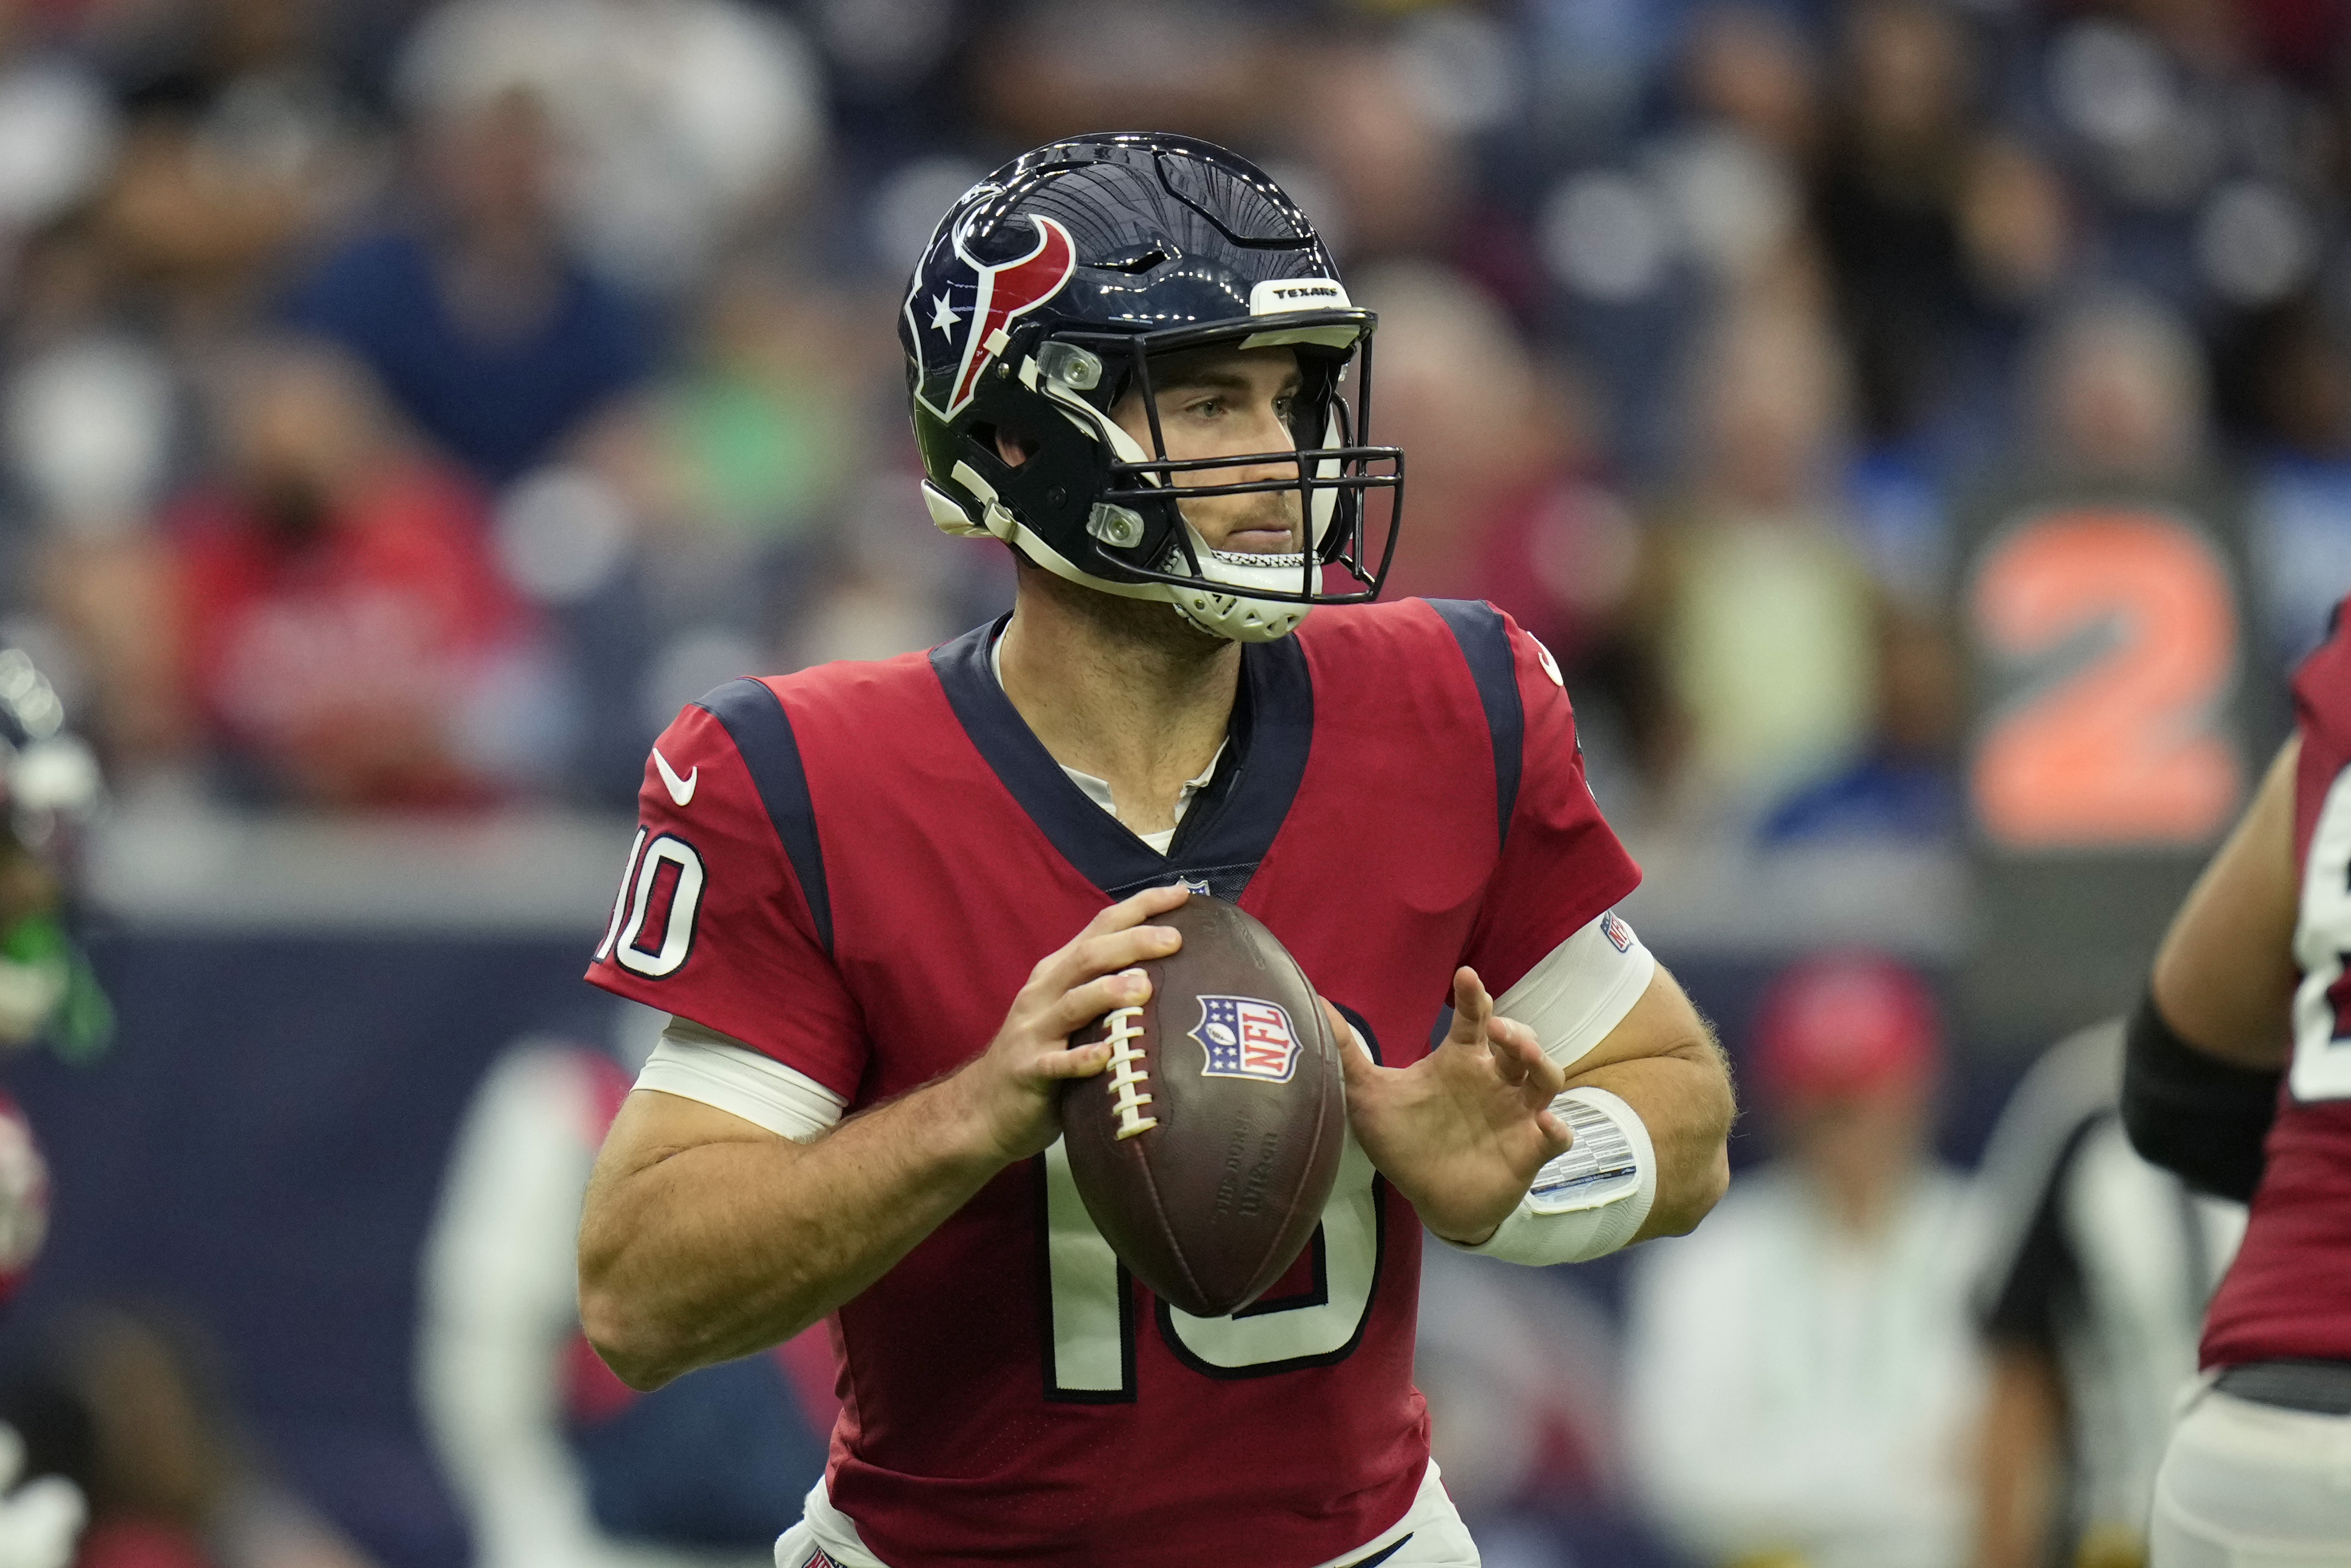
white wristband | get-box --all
[1444,1087,1657,1265]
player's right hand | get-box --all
[952,883,1190,1166]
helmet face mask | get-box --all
[902,133,1404,642]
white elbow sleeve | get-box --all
[1445,1086,1657,1265]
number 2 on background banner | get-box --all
[1969,507,2244,851]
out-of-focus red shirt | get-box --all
[76,1518,213,1568]
[170,460,531,808]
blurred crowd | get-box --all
[1,0,2349,829]
[0,0,2339,1565]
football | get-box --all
[1058,895,1346,1318]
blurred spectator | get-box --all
[95,0,377,339]
[7,1306,374,1568]
[1413,1248,1679,1565]
[1536,5,1821,481]
[392,0,822,296]
[1810,1,1978,451]
[1968,1020,2243,1568]
[1358,263,1559,605]
[1837,133,2074,601]
[3,333,181,549]
[1415,1249,1621,1522]
[280,84,655,487]
[0,4,114,283]
[975,0,1285,157]
[624,267,869,557]
[1632,304,1881,825]
[2031,7,2317,316]
[158,339,557,805]
[1953,141,2072,322]
[1345,261,1656,795]
[1291,34,1472,273]
[2022,292,2212,485]
[1679,5,1820,171]
[2230,300,2351,667]
[1761,602,1962,844]
[495,263,925,796]
[420,1032,829,1568]
[1627,954,1984,1568]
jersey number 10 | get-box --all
[1038,1130,1383,1397]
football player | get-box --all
[2123,596,2351,1562]
[577,133,1734,1567]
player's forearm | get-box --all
[1564,1036,1732,1241]
[2149,737,2299,1069]
[1972,1346,2063,1568]
[578,1074,1007,1389]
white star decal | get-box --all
[930,292,960,333]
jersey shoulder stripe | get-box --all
[1425,598,1526,847]
[696,677,833,954]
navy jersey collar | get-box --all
[930,616,1314,902]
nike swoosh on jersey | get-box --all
[653,747,698,807]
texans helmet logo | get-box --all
[1191,996,1302,1084]
[907,213,1078,419]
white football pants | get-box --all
[2150,1383,2351,1566]
[772,1458,1480,1568]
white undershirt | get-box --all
[633,635,1654,1137]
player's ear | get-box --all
[986,423,1040,467]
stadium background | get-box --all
[0,0,2335,1563]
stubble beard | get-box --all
[1020,555,1228,662]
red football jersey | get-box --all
[586,599,1640,1566]
[2202,597,2351,1367]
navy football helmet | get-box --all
[901,132,1402,641]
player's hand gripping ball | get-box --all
[1058,896,1345,1318]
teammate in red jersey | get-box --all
[2124,597,2351,1560]
[575,134,1734,1568]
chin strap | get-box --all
[1166,573,1312,642]
[930,465,1314,642]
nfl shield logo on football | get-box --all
[1191,996,1302,1084]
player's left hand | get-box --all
[1324,968,1572,1246]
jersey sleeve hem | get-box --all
[1494,912,1657,1071]
[581,964,859,1105]
[635,1024,847,1141]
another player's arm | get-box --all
[2147,737,2300,1068]
[2122,739,2297,1198]
[577,884,1190,1392]
[1971,1345,2066,1568]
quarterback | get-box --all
[577,134,1733,1567]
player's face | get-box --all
[1112,346,1304,556]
